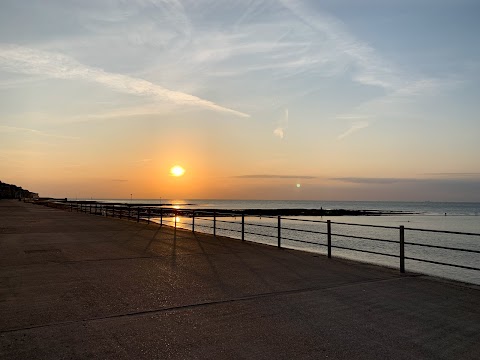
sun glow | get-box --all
[170,165,185,177]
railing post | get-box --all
[192,211,195,232]
[327,220,332,258]
[242,213,245,241]
[214,211,216,237]
[400,225,405,273]
[128,206,131,221]
[278,216,281,248]
[147,208,150,224]
[137,207,140,222]
[160,208,163,226]
[174,210,177,240]
[112,205,115,218]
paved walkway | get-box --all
[0,200,479,359]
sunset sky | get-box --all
[1,0,480,201]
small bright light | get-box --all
[170,165,185,177]
[296,183,301,188]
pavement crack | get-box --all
[0,275,408,334]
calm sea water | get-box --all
[97,199,480,285]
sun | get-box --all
[170,165,185,177]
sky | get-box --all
[1,0,480,201]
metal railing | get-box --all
[41,200,480,278]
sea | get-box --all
[97,199,480,285]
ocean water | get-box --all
[97,199,480,285]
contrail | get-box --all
[0,44,250,118]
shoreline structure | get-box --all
[34,198,418,217]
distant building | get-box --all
[0,181,39,199]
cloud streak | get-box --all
[331,176,480,185]
[278,0,401,90]
[0,125,79,140]
[337,121,369,140]
[331,177,418,185]
[0,44,249,118]
[274,108,289,139]
[235,174,316,179]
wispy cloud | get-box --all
[0,125,79,139]
[270,1,455,141]
[235,174,316,179]
[335,78,447,140]
[331,176,480,185]
[274,108,289,139]
[423,172,480,177]
[135,158,153,166]
[331,177,418,185]
[337,121,369,140]
[0,44,249,118]
[278,0,401,90]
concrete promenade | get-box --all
[1,200,479,359]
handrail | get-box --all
[42,200,480,280]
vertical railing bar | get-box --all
[278,215,281,248]
[192,210,195,232]
[242,213,245,241]
[174,209,177,240]
[327,220,332,258]
[214,211,216,237]
[400,225,405,273]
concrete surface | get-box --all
[0,200,479,359]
